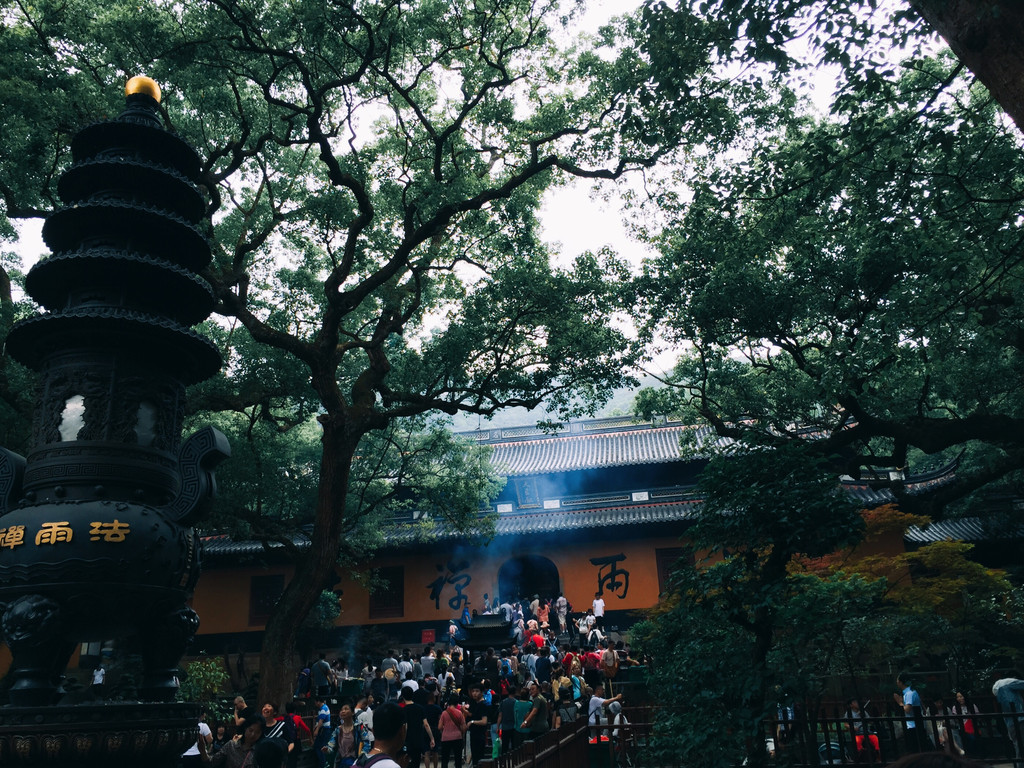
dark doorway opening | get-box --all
[498,555,560,604]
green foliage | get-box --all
[178,657,232,719]
[634,36,1024,517]
[0,248,37,454]
[630,7,1024,752]
[301,590,342,631]
[1,0,710,701]
[634,441,864,767]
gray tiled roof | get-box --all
[393,500,700,543]
[904,517,1024,544]
[200,417,965,562]
[489,425,692,476]
[201,533,295,558]
[200,500,699,561]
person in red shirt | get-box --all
[561,650,577,673]
[582,648,603,690]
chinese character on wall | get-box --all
[590,552,630,599]
[426,560,472,611]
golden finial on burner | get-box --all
[125,76,161,103]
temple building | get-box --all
[186,414,967,656]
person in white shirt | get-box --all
[592,593,606,633]
[182,711,213,767]
[355,696,375,756]
[555,594,568,634]
[91,664,106,699]
[397,651,414,680]
[420,646,435,678]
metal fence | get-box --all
[477,707,667,768]
[478,718,590,768]
[765,702,1024,766]
[477,702,1024,768]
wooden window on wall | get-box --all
[369,566,405,619]
[249,574,285,626]
[655,547,691,595]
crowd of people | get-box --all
[182,656,1024,768]
[445,592,610,650]
[186,627,641,768]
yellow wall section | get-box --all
[192,536,683,634]
[190,566,292,635]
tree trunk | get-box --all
[256,416,360,704]
[743,553,788,768]
[743,606,776,768]
[911,1,1024,133]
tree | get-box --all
[0,251,33,455]
[640,1,1024,134]
[633,440,867,767]
[908,1,1024,133]
[634,458,1020,767]
[177,657,231,720]
[792,505,1023,676]
[629,2,1024,761]
[0,0,736,701]
[635,40,1024,519]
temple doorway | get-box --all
[498,555,560,604]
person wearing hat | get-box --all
[607,698,631,760]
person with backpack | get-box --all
[498,650,516,698]
[323,701,363,768]
[550,664,571,705]
[553,684,578,729]
[437,695,467,768]
[284,701,312,768]
[354,697,375,758]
